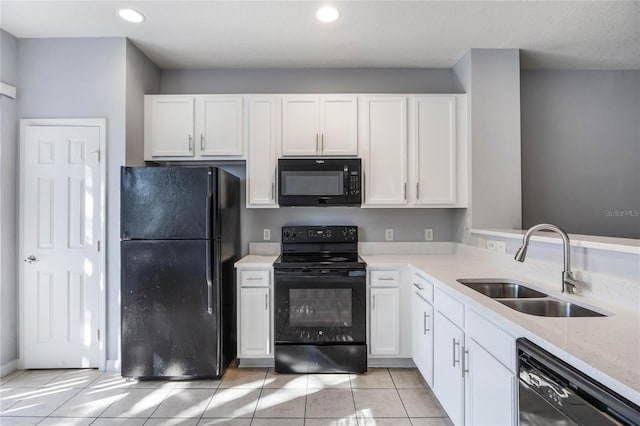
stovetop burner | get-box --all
[274,226,366,270]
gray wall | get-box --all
[0,29,19,371]
[18,37,128,363]
[161,68,462,94]
[521,70,640,238]
[452,49,522,242]
[126,41,161,166]
[160,68,463,254]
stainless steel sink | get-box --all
[498,299,605,318]
[457,279,548,298]
[457,278,606,317]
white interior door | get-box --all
[21,121,104,369]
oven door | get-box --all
[274,269,366,344]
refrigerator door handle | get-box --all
[206,241,214,314]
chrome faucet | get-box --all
[514,223,578,294]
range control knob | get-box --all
[283,229,294,240]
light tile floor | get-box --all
[0,366,452,426]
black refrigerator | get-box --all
[120,166,240,379]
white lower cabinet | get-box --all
[434,310,465,426]
[237,268,272,359]
[464,337,516,426]
[239,287,270,356]
[412,291,434,385]
[370,287,400,355]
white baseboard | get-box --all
[106,359,121,372]
[238,358,275,368]
[1,360,18,378]
[367,358,415,368]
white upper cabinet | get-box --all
[145,95,244,161]
[145,96,195,158]
[361,96,408,206]
[414,95,457,205]
[247,96,279,208]
[197,96,244,156]
[281,95,358,156]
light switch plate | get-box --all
[496,241,506,253]
[263,229,271,241]
[385,229,394,241]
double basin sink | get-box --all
[456,279,605,317]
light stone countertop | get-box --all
[234,248,640,404]
[363,250,640,405]
[235,255,278,268]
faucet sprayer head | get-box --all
[514,245,527,262]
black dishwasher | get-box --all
[517,338,640,426]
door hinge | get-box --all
[97,241,101,252]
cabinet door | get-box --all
[370,287,400,355]
[281,96,320,156]
[239,287,271,356]
[247,97,278,207]
[412,292,434,386]
[320,96,358,156]
[147,96,195,158]
[198,96,243,156]
[361,96,408,206]
[414,96,456,205]
[464,338,516,426]
[434,311,464,426]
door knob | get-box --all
[24,255,38,263]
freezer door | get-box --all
[120,166,216,240]
[121,239,221,378]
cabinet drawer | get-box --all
[467,308,516,371]
[411,272,434,302]
[370,270,400,287]
[435,287,464,327]
[239,270,271,287]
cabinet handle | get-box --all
[378,277,395,281]
[246,277,263,281]
[463,346,470,376]
[372,294,376,310]
[404,182,407,200]
[452,338,460,367]
[200,134,204,150]
[416,182,420,200]
[188,134,193,151]
[424,312,430,334]
[321,133,324,153]
[271,182,275,200]
[413,282,424,290]
[265,293,269,310]
[316,134,319,154]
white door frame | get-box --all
[18,118,107,370]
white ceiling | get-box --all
[1,1,639,70]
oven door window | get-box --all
[280,171,344,196]
[274,271,366,344]
[289,288,352,327]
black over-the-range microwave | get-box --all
[277,158,361,207]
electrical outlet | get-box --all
[424,228,434,241]
[487,240,497,251]
[263,229,271,241]
[496,241,506,253]
[385,229,394,241]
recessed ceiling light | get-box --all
[118,8,145,24]
[316,5,339,23]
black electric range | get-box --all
[273,226,367,374]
